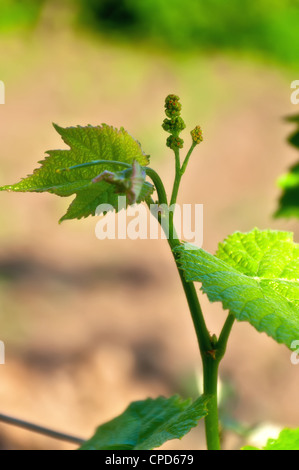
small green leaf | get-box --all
[79,395,209,450]
[60,165,154,223]
[92,161,148,205]
[176,228,299,349]
[0,124,152,221]
[242,427,299,450]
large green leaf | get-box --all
[79,395,209,450]
[275,114,299,218]
[0,124,152,221]
[243,427,299,450]
[176,228,299,349]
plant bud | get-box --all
[164,94,182,118]
[191,126,203,145]
[162,116,186,134]
[166,135,184,150]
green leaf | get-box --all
[275,116,299,218]
[0,124,152,221]
[175,228,299,349]
[242,427,299,450]
[79,395,209,450]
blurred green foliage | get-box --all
[0,0,45,32]
[275,115,299,218]
[1,0,299,66]
[77,0,299,65]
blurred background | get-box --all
[0,0,299,450]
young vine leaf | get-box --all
[275,114,299,218]
[242,427,299,450]
[0,124,154,222]
[79,395,209,450]
[175,228,299,349]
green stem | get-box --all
[170,148,181,206]
[201,315,235,450]
[169,233,220,450]
[202,357,221,450]
[179,275,212,355]
[0,413,85,445]
[174,147,181,174]
[167,148,212,353]
[181,142,196,176]
[170,143,196,206]
[151,159,234,450]
[217,313,235,361]
[145,167,168,206]
[168,233,212,355]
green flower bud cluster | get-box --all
[163,95,185,150]
[191,125,203,145]
[164,94,182,118]
[166,135,184,150]
[162,116,186,134]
